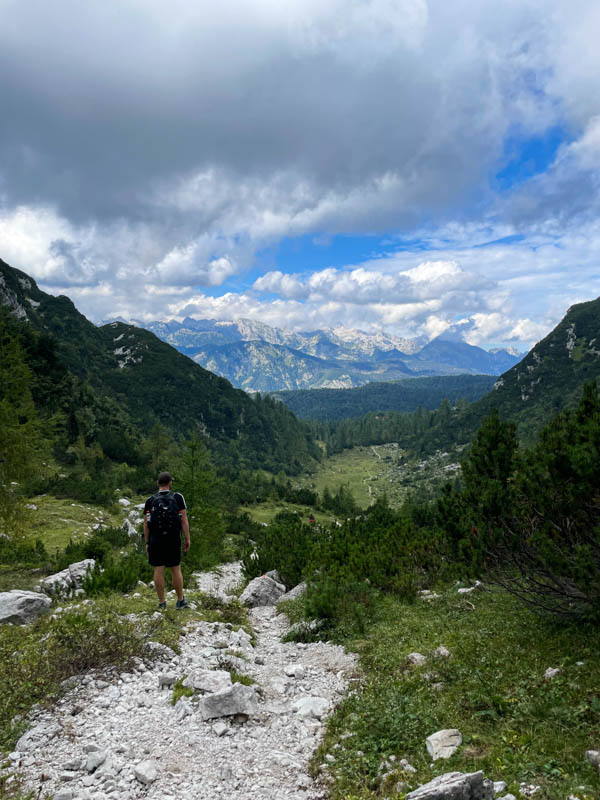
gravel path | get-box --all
[13,563,357,800]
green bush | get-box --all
[0,602,145,751]
[241,512,317,588]
[180,505,227,584]
[457,383,600,619]
[82,548,152,595]
[0,536,47,566]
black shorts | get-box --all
[148,534,182,567]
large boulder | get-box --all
[199,682,259,720]
[277,581,307,604]
[406,771,492,800]
[292,696,329,719]
[41,559,95,596]
[0,590,52,625]
[183,669,232,694]
[240,575,286,607]
[426,729,463,760]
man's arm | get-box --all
[143,512,150,553]
[180,509,190,552]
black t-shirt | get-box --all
[144,490,186,517]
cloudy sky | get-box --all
[1,0,599,349]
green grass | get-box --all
[171,676,194,705]
[0,566,43,593]
[238,501,333,526]
[313,588,600,800]
[24,494,131,552]
[297,445,464,511]
[229,670,256,686]
[302,447,385,509]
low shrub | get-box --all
[0,536,47,566]
[241,512,317,588]
[82,548,152,595]
[0,601,146,751]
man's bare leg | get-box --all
[154,566,166,603]
[171,565,184,602]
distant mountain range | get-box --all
[121,317,525,391]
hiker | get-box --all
[143,471,191,609]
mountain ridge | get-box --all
[129,316,524,391]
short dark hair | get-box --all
[157,471,173,486]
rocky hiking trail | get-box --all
[11,562,358,800]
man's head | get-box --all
[157,471,173,488]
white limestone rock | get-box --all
[16,723,60,753]
[406,770,489,799]
[285,664,306,679]
[41,559,95,595]
[53,790,74,800]
[0,590,52,625]
[118,497,131,507]
[407,652,427,666]
[544,667,560,680]
[265,569,284,586]
[213,722,228,737]
[198,682,259,720]
[85,749,107,772]
[240,575,286,607]
[585,749,600,767]
[419,590,441,601]
[122,518,138,537]
[292,696,329,720]
[174,696,194,721]
[278,581,308,604]
[426,729,463,760]
[134,759,158,785]
[158,672,178,687]
[183,669,232,694]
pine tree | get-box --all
[0,324,48,535]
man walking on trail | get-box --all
[144,471,191,609]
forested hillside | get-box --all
[0,259,320,480]
[273,374,496,421]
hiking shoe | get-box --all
[158,601,167,610]
[175,597,188,610]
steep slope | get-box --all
[0,258,319,473]
[445,296,600,445]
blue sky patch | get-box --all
[494,126,567,190]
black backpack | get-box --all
[148,491,181,538]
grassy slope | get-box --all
[296,445,463,510]
[310,588,600,800]
[0,496,138,592]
